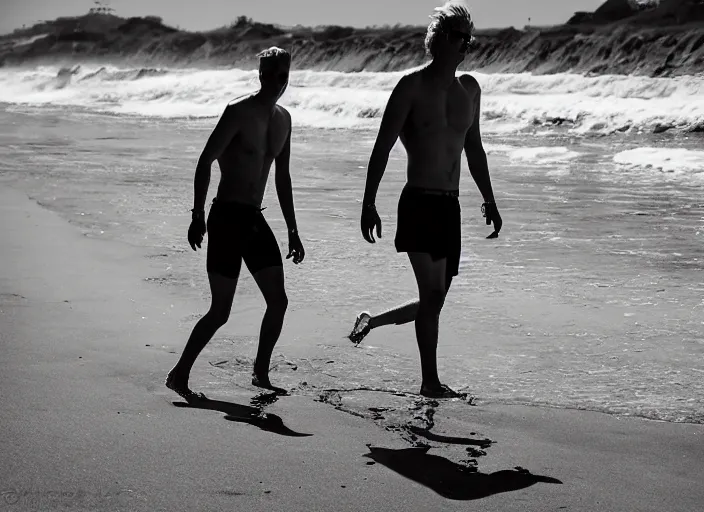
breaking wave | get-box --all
[1,65,703,134]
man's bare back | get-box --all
[215,97,291,207]
[397,70,480,191]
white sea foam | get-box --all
[484,143,516,153]
[613,148,704,180]
[508,147,581,163]
[1,65,703,135]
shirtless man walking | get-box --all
[352,1,502,398]
[166,47,304,401]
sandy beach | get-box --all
[1,106,703,423]
[2,181,703,511]
[1,2,703,505]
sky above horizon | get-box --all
[1,0,605,35]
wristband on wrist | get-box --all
[191,209,205,220]
[480,202,495,217]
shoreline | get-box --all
[2,182,703,510]
[1,108,702,424]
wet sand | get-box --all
[2,183,703,511]
[1,109,702,423]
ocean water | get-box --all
[1,66,703,431]
[2,65,704,133]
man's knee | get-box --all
[266,290,288,312]
[419,287,446,313]
[207,297,233,326]
[208,306,231,327]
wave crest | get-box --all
[1,65,703,134]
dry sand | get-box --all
[1,183,702,511]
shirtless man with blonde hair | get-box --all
[166,47,304,401]
[352,1,503,398]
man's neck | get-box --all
[425,58,459,88]
[253,90,279,110]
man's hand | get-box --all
[188,217,206,250]
[361,204,382,243]
[482,202,503,239]
[286,231,305,264]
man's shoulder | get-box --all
[274,105,292,131]
[458,73,481,93]
[274,104,291,120]
[226,93,255,110]
[399,70,422,87]
[392,71,422,98]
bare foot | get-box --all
[252,373,288,395]
[348,311,372,345]
[165,369,207,403]
[419,383,465,399]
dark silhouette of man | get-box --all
[167,47,304,401]
[353,2,503,398]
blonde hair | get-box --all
[424,1,476,56]
[257,46,291,67]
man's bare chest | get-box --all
[407,88,474,135]
[228,117,288,159]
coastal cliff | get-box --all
[1,0,703,76]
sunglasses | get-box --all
[445,30,474,51]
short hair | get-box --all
[257,46,291,68]
[424,1,476,57]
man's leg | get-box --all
[370,300,419,328]
[349,276,454,343]
[407,252,461,398]
[251,265,288,392]
[408,252,446,392]
[166,271,238,400]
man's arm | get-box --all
[362,75,414,205]
[461,75,495,203]
[274,113,297,234]
[193,104,240,213]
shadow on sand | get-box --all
[406,425,494,448]
[364,446,562,500]
[173,396,312,437]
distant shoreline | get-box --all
[1,2,703,77]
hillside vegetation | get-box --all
[1,0,703,76]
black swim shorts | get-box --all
[206,198,283,278]
[394,185,462,281]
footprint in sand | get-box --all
[408,398,438,430]
[250,392,282,408]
